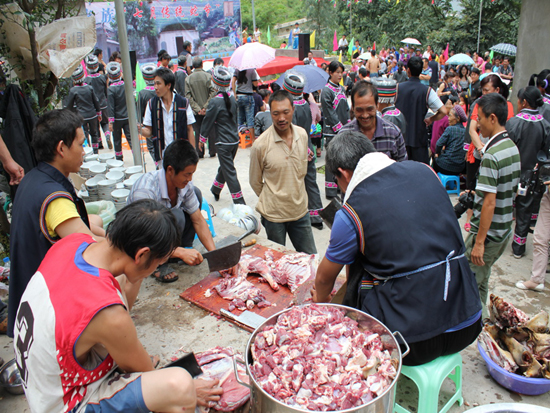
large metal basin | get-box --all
[238,303,408,413]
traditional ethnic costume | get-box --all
[200,66,245,204]
[106,62,132,160]
[85,55,112,150]
[506,108,550,257]
[321,80,349,198]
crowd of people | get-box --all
[2,37,550,412]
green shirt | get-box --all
[471,133,521,242]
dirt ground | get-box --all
[1,141,549,411]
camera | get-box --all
[454,191,474,218]
[518,150,550,196]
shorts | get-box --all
[237,94,255,129]
[83,372,148,413]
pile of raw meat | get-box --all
[250,304,398,411]
[478,294,550,378]
[209,251,316,311]
[195,347,250,413]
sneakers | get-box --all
[515,281,544,292]
[513,253,524,259]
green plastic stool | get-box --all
[394,353,463,413]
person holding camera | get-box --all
[465,93,521,318]
[506,86,550,258]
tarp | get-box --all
[0,3,96,80]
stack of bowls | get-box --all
[125,165,143,179]
[81,161,99,179]
[89,163,107,177]
[84,153,99,163]
[106,159,124,170]
[97,179,117,201]
[98,153,115,163]
[111,189,130,212]
[85,176,102,202]
[123,178,135,190]
[105,170,124,184]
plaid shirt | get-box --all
[127,168,200,214]
[340,116,408,162]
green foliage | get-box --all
[240,0,302,33]
[110,2,157,59]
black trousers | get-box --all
[193,115,216,157]
[466,158,481,191]
[406,145,430,165]
[305,157,323,224]
[211,144,245,204]
[83,117,100,154]
[113,120,131,160]
[401,316,482,366]
[513,191,543,256]
[171,187,203,248]
[324,136,338,198]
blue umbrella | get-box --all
[490,43,517,57]
[446,53,474,66]
[275,64,329,93]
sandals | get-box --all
[152,265,179,283]
[464,222,471,232]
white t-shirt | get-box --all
[339,38,348,47]
[143,92,196,147]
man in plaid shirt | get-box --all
[340,81,407,162]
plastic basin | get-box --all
[477,341,550,395]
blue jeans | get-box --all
[237,95,255,130]
[261,214,317,254]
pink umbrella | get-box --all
[228,43,276,70]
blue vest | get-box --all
[395,77,430,148]
[342,161,481,343]
[7,162,89,337]
[149,94,189,162]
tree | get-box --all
[110,2,157,59]
[0,0,82,112]
[304,0,338,50]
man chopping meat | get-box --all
[14,200,222,412]
[313,131,482,366]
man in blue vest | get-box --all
[313,131,482,365]
[396,56,447,164]
[141,67,196,166]
[7,109,108,337]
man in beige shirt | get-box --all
[185,57,216,157]
[249,91,317,254]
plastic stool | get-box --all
[437,173,461,196]
[196,199,216,239]
[239,131,253,149]
[394,353,463,413]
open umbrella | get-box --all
[401,38,421,46]
[275,65,329,93]
[228,43,276,70]
[490,43,517,57]
[358,52,371,60]
[446,53,474,66]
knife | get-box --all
[202,241,242,272]
[163,352,203,377]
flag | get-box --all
[267,26,271,44]
[348,37,354,56]
[310,30,316,49]
[135,62,145,102]
[490,49,494,61]
[288,30,293,49]
[333,30,338,52]
[338,50,342,63]
[443,43,449,61]
[373,41,376,51]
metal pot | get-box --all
[466,403,550,413]
[235,303,409,413]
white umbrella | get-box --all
[401,38,422,46]
[358,52,371,60]
[228,43,276,70]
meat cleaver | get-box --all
[319,198,342,229]
[164,352,203,377]
[220,309,266,330]
[202,241,242,273]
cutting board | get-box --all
[180,244,343,332]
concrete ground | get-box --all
[1,139,549,411]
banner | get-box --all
[85,1,242,62]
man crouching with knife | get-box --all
[313,131,482,366]
[14,200,222,413]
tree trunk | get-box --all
[27,27,45,108]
